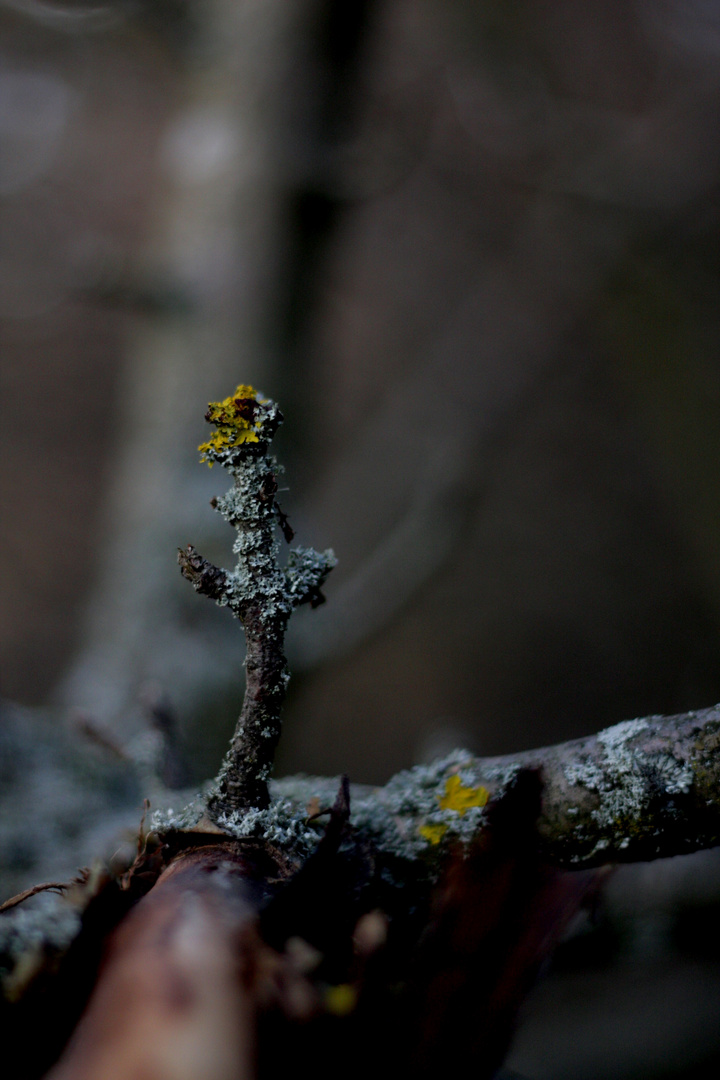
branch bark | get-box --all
[45,846,274,1080]
[7,706,720,1080]
[508,706,720,865]
[271,705,720,870]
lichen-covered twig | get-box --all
[270,705,720,869]
[179,385,336,815]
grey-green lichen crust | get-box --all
[152,750,520,869]
[154,709,720,870]
[557,717,690,859]
[211,459,336,619]
[406,707,719,867]
[347,751,518,860]
[152,786,326,859]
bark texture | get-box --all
[46,847,273,1080]
[271,705,720,870]
[38,774,590,1080]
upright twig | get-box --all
[178,385,336,815]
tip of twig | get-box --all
[333,774,351,819]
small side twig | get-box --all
[0,881,71,915]
[177,545,228,601]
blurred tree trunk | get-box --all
[56,0,364,741]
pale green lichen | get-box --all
[199,391,335,620]
[348,751,518,860]
[151,787,325,860]
[562,716,695,861]
[284,547,338,606]
[212,797,325,855]
[151,788,212,832]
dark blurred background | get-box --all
[3,1,720,1076]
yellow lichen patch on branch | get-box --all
[418,822,449,846]
[325,983,357,1016]
[418,776,489,845]
[438,775,489,816]
[198,384,267,464]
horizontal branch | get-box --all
[17,707,720,1076]
[270,705,720,870]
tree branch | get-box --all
[45,846,271,1080]
[266,706,720,870]
[0,881,70,915]
[168,386,720,868]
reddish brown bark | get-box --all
[47,847,266,1080]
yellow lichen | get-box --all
[418,822,449,845]
[325,983,357,1016]
[438,775,489,816]
[198,384,266,464]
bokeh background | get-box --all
[3,2,720,1077]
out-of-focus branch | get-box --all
[7,706,720,1079]
[46,847,269,1080]
[0,881,69,915]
